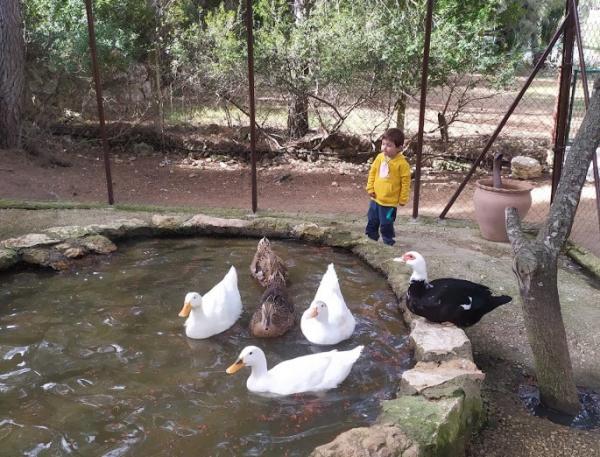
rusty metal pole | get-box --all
[439,16,568,219]
[551,0,576,202]
[571,0,600,233]
[412,0,434,219]
[84,0,114,205]
[245,0,258,213]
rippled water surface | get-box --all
[0,238,411,456]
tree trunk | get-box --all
[508,239,580,414]
[287,92,309,138]
[505,76,600,415]
[150,0,165,151]
[0,0,25,149]
[395,93,407,131]
[287,0,311,138]
[437,111,449,151]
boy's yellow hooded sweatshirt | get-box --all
[366,152,411,207]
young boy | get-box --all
[365,128,411,246]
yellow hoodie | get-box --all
[366,152,411,207]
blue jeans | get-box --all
[365,200,397,245]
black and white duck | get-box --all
[394,251,511,327]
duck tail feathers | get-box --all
[321,264,340,289]
[347,345,364,363]
[224,265,238,288]
[227,265,237,279]
[490,295,512,308]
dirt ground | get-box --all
[0,146,371,213]
[0,140,560,217]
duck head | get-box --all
[305,300,328,320]
[252,301,275,337]
[179,292,202,317]
[393,251,428,282]
[226,345,265,374]
[257,237,271,251]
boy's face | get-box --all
[381,138,400,158]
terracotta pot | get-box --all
[473,178,534,242]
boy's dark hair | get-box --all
[382,128,405,147]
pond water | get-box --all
[0,238,411,456]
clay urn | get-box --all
[473,153,534,242]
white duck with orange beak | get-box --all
[226,345,363,395]
[300,264,356,345]
[178,266,242,339]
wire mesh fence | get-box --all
[12,1,600,257]
[565,5,600,256]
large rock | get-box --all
[310,424,419,457]
[410,318,473,362]
[511,155,542,179]
[399,359,485,401]
[0,248,19,270]
[21,248,69,270]
[80,235,117,254]
[379,396,466,457]
[55,242,87,258]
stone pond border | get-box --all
[0,213,485,457]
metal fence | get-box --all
[13,1,600,257]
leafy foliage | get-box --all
[24,0,154,74]
[21,0,563,133]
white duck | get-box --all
[301,263,356,345]
[178,265,242,339]
[226,345,363,395]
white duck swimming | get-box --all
[301,263,356,345]
[226,345,363,395]
[178,265,242,339]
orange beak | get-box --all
[307,307,318,318]
[179,301,192,318]
[226,359,245,374]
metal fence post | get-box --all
[83,0,114,205]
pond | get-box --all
[0,238,411,456]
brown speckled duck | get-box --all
[250,271,295,337]
[250,237,288,288]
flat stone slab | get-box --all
[151,214,188,229]
[43,225,97,239]
[410,318,473,362]
[1,233,62,249]
[84,219,149,238]
[183,214,250,228]
[400,358,485,400]
[291,222,328,240]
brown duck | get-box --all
[250,237,288,288]
[249,271,295,337]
